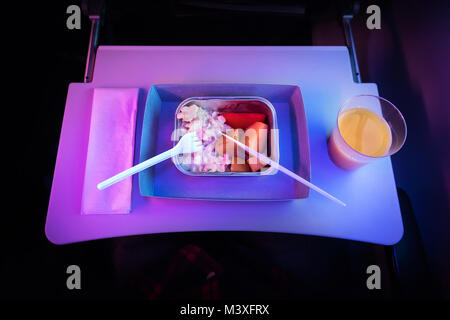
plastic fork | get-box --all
[219,132,346,206]
[97,132,203,190]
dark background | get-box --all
[2,0,449,300]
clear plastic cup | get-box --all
[328,95,407,170]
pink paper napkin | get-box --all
[81,88,140,214]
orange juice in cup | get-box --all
[328,95,406,170]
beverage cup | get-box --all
[328,95,407,170]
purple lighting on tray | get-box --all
[46,46,404,245]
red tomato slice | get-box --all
[221,113,266,129]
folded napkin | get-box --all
[81,88,140,214]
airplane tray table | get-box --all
[45,46,403,245]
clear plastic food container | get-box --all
[173,96,279,176]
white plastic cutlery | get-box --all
[97,132,202,190]
[219,132,346,206]
[99,129,346,207]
